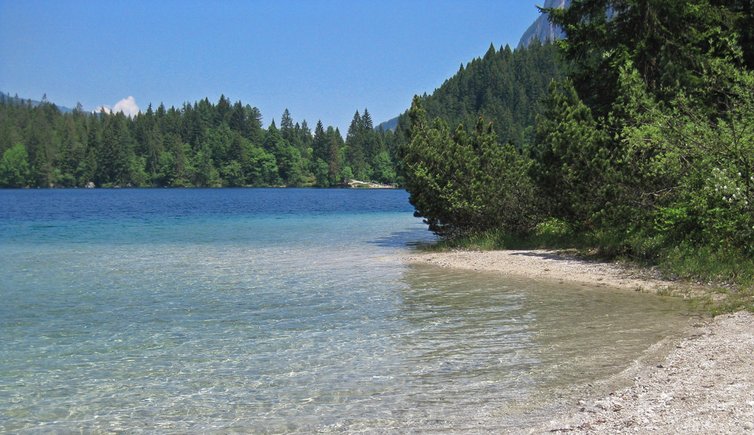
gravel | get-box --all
[536,311,754,434]
[403,250,753,434]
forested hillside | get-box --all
[0,97,397,188]
[0,91,74,113]
[400,0,754,291]
[392,42,565,149]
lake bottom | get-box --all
[0,189,693,432]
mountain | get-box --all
[0,91,74,113]
[518,0,570,48]
[376,1,569,130]
[376,116,399,132]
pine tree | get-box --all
[346,110,370,180]
[530,79,611,225]
[216,94,231,125]
[548,0,747,116]
[280,109,294,143]
[312,120,328,163]
[400,97,538,235]
[327,127,344,185]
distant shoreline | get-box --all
[402,249,754,433]
[0,184,403,190]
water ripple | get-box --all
[0,189,693,432]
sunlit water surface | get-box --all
[0,189,692,432]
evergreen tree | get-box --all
[392,42,564,151]
[191,143,218,186]
[280,109,294,142]
[400,97,538,235]
[312,120,328,163]
[531,0,754,265]
[530,80,611,225]
[215,94,231,125]
[0,94,395,188]
[548,0,747,116]
[345,110,371,180]
[96,114,132,186]
[326,126,345,185]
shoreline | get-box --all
[537,311,754,434]
[403,249,754,433]
[403,249,706,297]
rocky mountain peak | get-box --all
[518,0,570,48]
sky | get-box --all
[0,0,542,131]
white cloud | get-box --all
[93,96,140,117]
[113,96,140,117]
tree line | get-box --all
[0,41,565,190]
[0,95,399,188]
[400,0,754,282]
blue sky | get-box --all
[0,0,541,131]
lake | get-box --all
[0,188,692,432]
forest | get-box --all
[0,41,565,190]
[392,42,564,149]
[400,0,754,290]
[0,94,398,188]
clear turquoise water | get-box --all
[0,189,692,432]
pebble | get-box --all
[530,312,754,434]
[595,400,609,411]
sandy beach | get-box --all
[404,250,754,433]
[404,249,690,295]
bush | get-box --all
[399,97,540,236]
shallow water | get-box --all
[0,189,692,432]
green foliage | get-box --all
[657,69,754,255]
[400,97,539,236]
[664,243,754,285]
[343,109,396,184]
[0,143,31,187]
[423,223,589,253]
[372,150,397,184]
[530,79,612,225]
[0,97,398,188]
[535,1,754,290]
[534,217,574,240]
[549,0,748,117]
[401,2,754,296]
[193,144,221,187]
[221,160,244,187]
[393,42,565,151]
[312,158,330,187]
[244,145,279,186]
